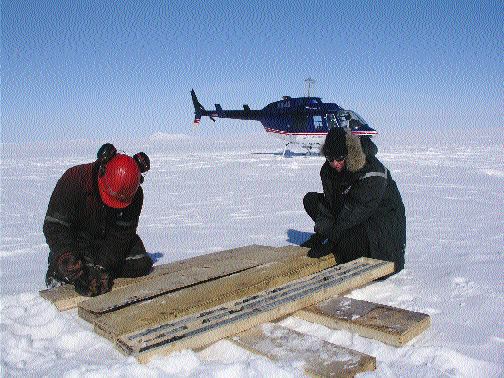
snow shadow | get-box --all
[148,252,164,263]
[287,228,313,245]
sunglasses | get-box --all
[326,155,346,162]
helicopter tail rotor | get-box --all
[191,89,215,124]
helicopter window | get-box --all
[350,111,368,125]
[313,115,323,130]
[336,110,370,129]
[336,111,350,128]
[277,101,291,108]
[306,99,320,109]
[326,114,337,129]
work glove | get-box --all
[307,239,335,259]
[74,263,113,297]
[300,233,326,248]
[55,251,84,283]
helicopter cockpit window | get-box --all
[336,110,369,130]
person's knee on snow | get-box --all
[120,236,153,278]
[303,192,324,222]
[301,192,327,249]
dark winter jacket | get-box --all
[318,132,406,272]
[43,162,143,275]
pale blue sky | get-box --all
[2,0,502,143]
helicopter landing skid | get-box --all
[282,143,319,157]
[303,145,316,156]
[282,143,291,157]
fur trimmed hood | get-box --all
[344,129,366,172]
[320,128,374,172]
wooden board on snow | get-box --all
[40,244,280,311]
[78,245,329,319]
[87,248,336,335]
[295,297,431,347]
[114,258,394,363]
[231,323,376,377]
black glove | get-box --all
[55,251,84,283]
[74,264,113,297]
[300,233,326,248]
[307,240,334,258]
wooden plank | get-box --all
[295,297,431,347]
[78,245,319,317]
[40,244,277,311]
[87,249,336,335]
[231,323,376,377]
[114,258,394,363]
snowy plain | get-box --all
[1,127,503,377]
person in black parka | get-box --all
[302,127,406,274]
[43,144,153,296]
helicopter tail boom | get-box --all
[191,90,263,124]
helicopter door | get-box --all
[293,114,308,132]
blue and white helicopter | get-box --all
[191,88,377,155]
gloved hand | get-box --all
[300,233,326,248]
[56,251,84,282]
[307,240,334,258]
[74,264,113,297]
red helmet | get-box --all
[98,154,141,208]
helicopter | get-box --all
[191,88,377,155]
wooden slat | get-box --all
[231,323,376,377]
[78,245,318,317]
[40,244,277,311]
[115,258,394,363]
[295,297,431,347]
[88,249,336,335]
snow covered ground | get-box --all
[1,128,503,377]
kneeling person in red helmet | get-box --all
[43,143,153,296]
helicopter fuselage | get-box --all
[191,90,376,152]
